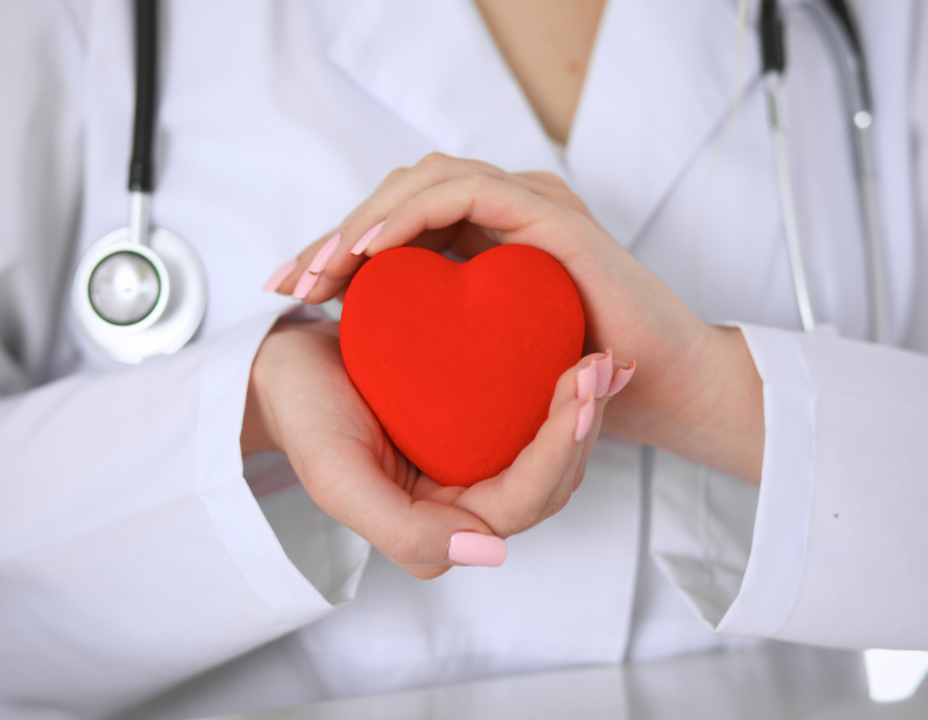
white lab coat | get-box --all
[1,0,927,718]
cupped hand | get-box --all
[241,320,614,579]
[265,154,764,484]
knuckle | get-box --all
[419,151,451,168]
[385,166,409,181]
[407,565,448,580]
[565,194,591,215]
[461,169,492,188]
[386,531,421,566]
[549,494,570,516]
[497,504,537,535]
[534,171,570,188]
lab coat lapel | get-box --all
[568,0,758,248]
[326,0,563,173]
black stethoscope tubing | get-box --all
[130,0,158,197]
[762,0,871,109]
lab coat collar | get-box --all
[327,0,758,250]
[567,0,760,247]
[326,0,564,174]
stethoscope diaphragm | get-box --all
[72,224,206,364]
[88,250,162,326]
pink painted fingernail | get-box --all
[593,350,613,399]
[350,221,385,256]
[576,358,597,400]
[292,268,320,300]
[607,360,636,397]
[448,532,507,567]
[262,258,297,292]
[308,234,341,274]
[574,395,595,442]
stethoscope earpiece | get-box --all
[72,0,208,363]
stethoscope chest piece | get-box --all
[72,224,206,364]
[72,0,208,364]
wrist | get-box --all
[690,326,765,484]
[241,331,283,457]
[240,321,343,458]
[602,324,764,485]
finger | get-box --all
[293,433,506,575]
[260,230,348,300]
[326,154,509,262]
[515,171,604,225]
[298,157,574,299]
[483,349,619,531]
[567,355,638,495]
[356,172,594,263]
[287,155,509,302]
[260,162,437,299]
[452,353,609,537]
[293,224,481,304]
[531,350,614,517]
[265,159,577,303]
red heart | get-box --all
[340,244,585,487]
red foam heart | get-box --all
[340,244,585,487]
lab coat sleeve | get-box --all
[0,5,369,717]
[653,325,928,651]
[0,310,370,720]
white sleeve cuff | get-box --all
[195,310,368,623]
[645,326,813,637]
[714,324,817,637]
[657,324,928,650]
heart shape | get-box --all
[340,244,585,487]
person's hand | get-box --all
[265,154,764,484]
[241,321,614,579]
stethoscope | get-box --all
[71,0,887,363]
[761,0,890,343]
[71,0,206,364]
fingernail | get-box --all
[292,268,320,300]
[606,360,636,397]
[308,234,341,274]
[576,358,597,400]
[594,350,613,399]
[262,258,297,292]
[351,221,385,256]
[448,532,507,567]
[574,395,595,442]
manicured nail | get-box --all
[606,360,636,397]
[448,531,507,567]
[262,258,297,292]
[593,350,613,399]
[351,221,385,256]
[308,234,341,274]
[574,395,595,442]
[292,268,320,300]
[576,358,597,400]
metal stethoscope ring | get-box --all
[71,214,207,364]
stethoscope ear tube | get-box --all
[130,0,158,195]
[761,0,890,343]
[764,70,817,334]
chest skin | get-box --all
[473,0,607,144]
